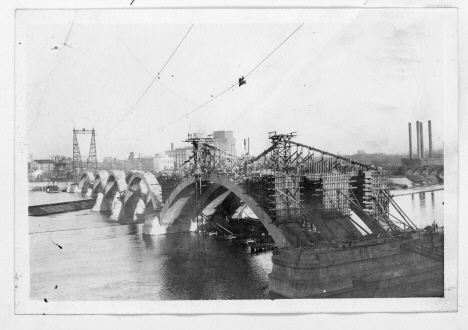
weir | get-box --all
[29,199,95,216]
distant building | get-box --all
[112,158,125,171]
[213,131,237,156]
[166,146,193,169]
[138,156,155,172]
[165,130,237,169]
[29,159,55,178]
[30,159,55,172]
[357,150,365,155]
[103,157,113,164]
[119,152,168,172]
[125,152,140,170]
[154,153,174,172]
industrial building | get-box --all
[401,120,443,166]
[212,131,237,156]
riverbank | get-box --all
[28,181,71,191]
[391,184,444,197]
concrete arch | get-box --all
[92,170,127,215]
[155,175,290,247]
[91,170,109,197]
[105,170,127,195]
[122,171,163,221]
[160,182,222,222]
[125,170,138,184]
[78,171,95,196]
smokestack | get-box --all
[248,137,250,156]
[408,123,413,159]
[420,121,424,159]
[171,143,174,151]
[416,121,420,158]
[244,139,246,150]
[428,120,433,158]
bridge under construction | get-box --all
[53,132,443,298]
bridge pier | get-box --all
[134,199,146,221]
[142,213,167,235]
[67,183,79,193]
[91,192,114,212]
[91,193,104,212]
[109,199,123,221]
[142,212,198,235]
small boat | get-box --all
[46,185,59,193]
[208,231,218,236]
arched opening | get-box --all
[92,171,109,197]
[122,172,162,221]
[78,172,95,196]
[97,170,126,214]
[159,175,291,247]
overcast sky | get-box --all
[18,9,453,160]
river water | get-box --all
[28,189,444,301]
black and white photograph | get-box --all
[9,2,462,318]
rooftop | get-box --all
[33,159,54,164]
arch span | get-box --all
[122,171,163,221]
[150,175,291,248]
[92,170,127,215]
[78,171,95,196]
[91,170,109,197]
[159,183,221,222]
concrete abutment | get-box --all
[269,235,444,298]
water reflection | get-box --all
[419,192,425,207]
[393,190,443,227]
[29,190,444,300]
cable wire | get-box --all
[134,23,304,139]
[105,24,194,136]
[120,36,200,108]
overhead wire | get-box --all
[119,36,200,107]
[117,39,199,144]
[105,24,194,137]
[133,23,304,140]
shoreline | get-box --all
[391,185,444,197]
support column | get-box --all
[142,212,167,235]
[109,199,123,221]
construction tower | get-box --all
[72,128,98,172]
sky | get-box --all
[18,9,453,161]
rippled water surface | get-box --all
[28,189,444,300]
